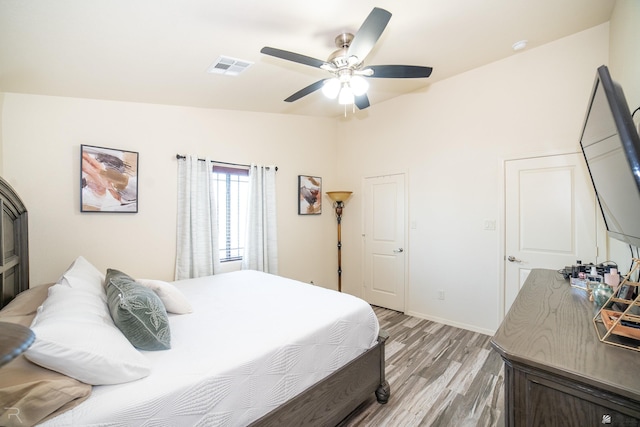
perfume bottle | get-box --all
[585,266,604,304]
[604,268,619,288]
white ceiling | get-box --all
[0,0,615,118]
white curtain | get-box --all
[175,155,220,280]
[242,164,278,273]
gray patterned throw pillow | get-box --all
[105,268,171,351]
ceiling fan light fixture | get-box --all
[350,75,369,96]
[338,84,354,105]
[322,78,341,99]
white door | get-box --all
[504,153,599,315]
[363,173,406,312]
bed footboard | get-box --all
[251,330,389,427]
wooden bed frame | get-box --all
[252,330,389,426]
[0,177,29,309]
[0,175,390,426]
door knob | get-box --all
[507,255,522,263]
[393,248,404,253]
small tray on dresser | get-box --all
[600,309,640,341]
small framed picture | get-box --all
[298,175,322,215]
[81,144,139,213]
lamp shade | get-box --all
[338,85,354,105]
[350,76,369,96]
[326,191,353,203]
[322,78,341,99]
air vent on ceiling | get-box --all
[207,56,253,76]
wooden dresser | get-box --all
[491,269,640,426]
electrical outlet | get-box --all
[483,220,496,230]
[438,290,445,300]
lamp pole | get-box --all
[326,191,352,292]
[334,200,345,292]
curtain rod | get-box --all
[175,154,277,171]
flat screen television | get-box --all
[579,65,640,248]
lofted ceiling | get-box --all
[0,0,615,118]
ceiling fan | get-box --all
[260,7,433,110]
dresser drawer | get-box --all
[506,363,640,427]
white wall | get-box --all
[610,0,640,109]
[338,24,609,334]
[1,94,341,288]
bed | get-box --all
[0,175,390,426]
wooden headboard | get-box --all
[0,176,29,309]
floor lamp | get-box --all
[326,191,352,292]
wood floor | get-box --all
[339,306,505,427]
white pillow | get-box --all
[25,284,151,385]
[137,279,193,314]
[57,255,105,295]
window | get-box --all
[212,165,249,262]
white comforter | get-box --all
[40,270,379,426]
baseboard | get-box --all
[405,310,496,336]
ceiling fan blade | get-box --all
[284,79,327,102]
[261,47,328,69]
[347,7,392,63]
[355,93,370,110]
[366,65,433,78]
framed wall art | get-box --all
[81,144,139,213]
[298,175,322,215]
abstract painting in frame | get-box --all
[81,144,139,213]
[298,175,322,215]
